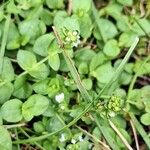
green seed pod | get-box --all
[33,121,45,133]
[107,95,122,112]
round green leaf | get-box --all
[0,126,12,150]
[119,31,137,48]
[40,9,53,26]
[22,94,49,121]
[33,34,55,56]
[92,62,114,84]
[117,0,133,6]
[93,18,118,41]
[1,57,14,81]
[29,63,50,80]
[19,19,46,45]
[13,76,32,99]
[46,0,64,9]
[0,82,14,104]
[141,113,150,126]
[7,22,20,50]
[17,50,37,71]
[103,39,120,58]
[1,99,23,122]
[72,0,92,13]
[82,78,92,90]
[48,53,60,71]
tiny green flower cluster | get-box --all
[107,95,122,112]
[62,28,80,48]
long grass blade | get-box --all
[130,113,150,149]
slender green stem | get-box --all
[14,129,20,150]
[5,123,26,129]
[129,119,140,150]
[0,14,11,74]
[92,2,107,42]
[17,127,46,150]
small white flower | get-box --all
[59,133,66,142]
[71,139,76,144]
[72,39,80,47]
[88,143,93,149]
[109,111,116,117]
[72,31,78,36]
[78,135,83,142]
[65,37,71,42]
[55,93,64,103]
[60,105,65,110]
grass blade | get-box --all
[94,114,120,150]
[130,113,150,149]
[0,14,11,74]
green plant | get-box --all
[0,0,150,150]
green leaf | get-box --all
[0,82,14,104]
[17,50,37,71]
[90,52,108,72]
[0,126,12,150]
[116,16,129,32]
[48,116,64,132]
[103,39,120,58]
[75,48,96,63]
[101,3,123,20]
[1,99,23,122]
[22,94,49,121]
[46,0,64,9]
[6,22,20,50]
[54,14,80,33]
[93,18,118,41]
[119,71,132,85]
[48,53,60,71]
[117,0,133,6]
[141,113,150,126]
[92,62,114,84]
[40,8,53,26]
[6,0,21,14]
[19,19,46,45]
[82,78,92,90]
[119,31,138,48]
[76,13,92,38]
[1,57,14,82]
[78,62,88,74]
[13,76,32,99]
[29,63,50,80]
[33,121,45,133]
[72,0,92,12]
[33,34,55,57]
[133,60,150,75]
[33,79,49,95]
[131,18,150,36]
